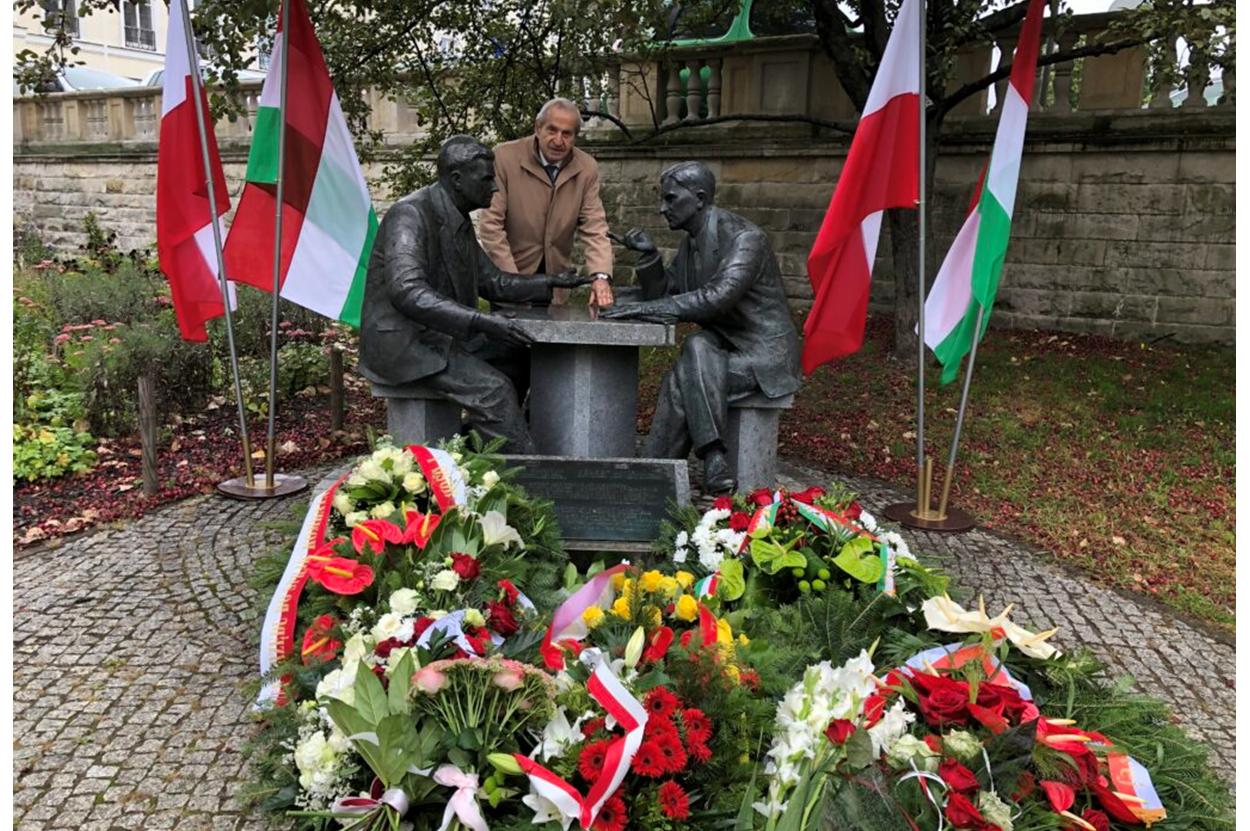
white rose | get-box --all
[294,731,336,790]
[463,608,485,628]
[391,452,414,477]
[315,667,356,705]
[343,511,367,528]
[371,501,396,519]
[403,472,427,494]
[431,570,461,592]
[482,470,500,489]
[342,633,369,665]
[332,491,354,514]
[372,613,404,643]
[389,588,420,616]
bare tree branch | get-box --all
[580,108,635,140]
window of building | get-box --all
[123,0,156,51]
[42,0,80,37]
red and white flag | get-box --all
[801,0,922,372]
[156,0,232,342]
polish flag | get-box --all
[155,0,232,341]
[801,0,922,372]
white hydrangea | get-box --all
[692,509,734,572]
[880,530,910,560]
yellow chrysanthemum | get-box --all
[611,596,632,619]
[640,570,665,593]
[675,594,699,622]
[675,571,695,589]
[582,606,605,629]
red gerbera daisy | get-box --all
[632,740,667,777]
[581,717,607,738]
[654,731,688,774]
[687,737,712,764]
[681,708,712,743]
[592,795,628,831]
[645,715,678,739]
[579,739,612,782]
[644,687,681,718]
[658,781,690,820]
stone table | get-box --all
[506,303,674,458]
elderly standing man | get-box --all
[478,98,615,309]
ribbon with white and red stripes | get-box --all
[542,563,630,655]
[514,657,648,828]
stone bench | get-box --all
[725,391,795,493]
[370,382,462,447]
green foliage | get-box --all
[12,423,98,482]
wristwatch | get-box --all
[592,272,612,283]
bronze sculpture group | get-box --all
[360,128,801,495]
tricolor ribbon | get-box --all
[693,573,719,599]
[1104,751,1167,825]
[894,641,1034,701]
[515,657,648,829]
[542,563,630,658]
[433,765,490,831]
[736,494,879,557]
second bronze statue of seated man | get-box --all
[603,161,802,495]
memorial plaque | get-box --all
[504,455,690,552]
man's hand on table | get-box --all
[588,276,614,309]
[470,312,535,347]
[598,299,678,325]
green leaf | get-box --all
[832,537,884,584]
[387,651,415,714]
[750,538,806,575]
[375,712,425,786]
[845,725,875,769]
[718,557,746,601]
[354,667,390,725]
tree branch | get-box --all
[581,108,635,140]
[935,34,1151,114]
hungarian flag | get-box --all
[924,0,1045,384]
[801,0,922,373]
[222,0,376,327]
[156,0,231,342]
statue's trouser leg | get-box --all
[467,337,531,406]
[644,331,729,459]
[421,347,537,454]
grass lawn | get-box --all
[640,315,1235,632]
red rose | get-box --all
[487,600,519,636]
[911,673,972,727]
[713,495,734,511]
[463,626,492,656]
[497,579,520,605]
[943,793,987,830]
[939,759,980,793]
[824,719,856,745]
[450,553,480,579]
[1081,809,1111,831]
[729,511,750,532]
[373,637,401,660]
[924,734,944,754]
[976,682,1027,719]
[792,486,825,505]
[845,501,862,520]
[749,488,774,507]
[412,616,436,641]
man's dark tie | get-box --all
[544,163,559,184]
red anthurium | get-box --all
[305,538,348,578]
[644,626,674,663]
[351,519,403,554]
[1090,782,1142,825]
[311,556,375,595]
[402,510,441,548]
[1040,781,1076,813]
[300,614,341,663]
[863,693,889,728]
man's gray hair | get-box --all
[661,161,716,204]
[437,134,493,178]
[535,98,584,135]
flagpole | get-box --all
[914,0,928,516]
[265,0,292,490]
[936,306,985,517]
[177,0,254,489]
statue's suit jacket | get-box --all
[636,206,802,399]
[358,183,552,386]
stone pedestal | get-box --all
[370,382,462,447]
[726,391,795,493]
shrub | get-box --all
[13,423,98,483]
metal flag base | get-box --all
[218,473,309,500]
[882,499,976,532]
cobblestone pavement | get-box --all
[13,457,1232,831]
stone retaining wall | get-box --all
[13,109,1234,345]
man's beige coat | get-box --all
[478,137,614,291]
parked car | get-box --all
[15,66,141,95]
[142,66,267,86]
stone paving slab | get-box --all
[13,456,1232,831]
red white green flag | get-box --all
[222,0,375,326]
[156,0,231,341]
[924,0,1045,384]
[801,0,921,373]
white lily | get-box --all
[481,510,525,550]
